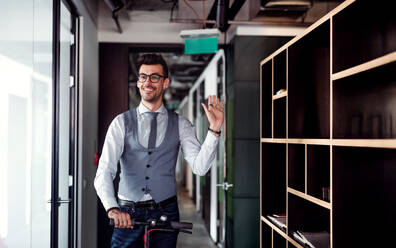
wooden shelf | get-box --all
[261,60,272,139]
[332,1,396,73]
[287,139,331,145]
[261,216,303,248]
[261,138,396,148]
[260,1,396,247]
[333,146,396,247]
[260,0,355,65]
[287,188,331,210]
[273,92,287,100]
[332,139,396,148]
[261,138,287,143]
[332,51,396,81]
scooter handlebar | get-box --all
[109,218,193,231]
[169,221,193,230]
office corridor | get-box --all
[177,188,217,248]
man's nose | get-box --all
[143,78,153,86]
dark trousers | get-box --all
[111,199,180,248]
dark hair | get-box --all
[137,53,169,78]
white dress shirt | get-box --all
[94,103,219,211]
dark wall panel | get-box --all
[234,81,260,139]
[99,43,129,154]
[233,198,260,248]
[234,139,260,198]
[98,43,129,247]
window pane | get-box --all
[0,0,52,247]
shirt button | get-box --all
[145,176,149,180]
[147,164,151,168]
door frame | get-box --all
[187,49,227,244]
[50,0,80,247]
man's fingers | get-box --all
[121,212,130,228]
[206,95,225,113]
[125,213,133,228]
[201,103,209,115]
[113,218,120,228]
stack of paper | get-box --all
[267,215,286,231]
[293,231,330,248]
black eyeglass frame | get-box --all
[138,73,166,83]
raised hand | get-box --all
[201,95,225,136]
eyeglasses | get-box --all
[138,73,165,83]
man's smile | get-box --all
[142,86,155,93]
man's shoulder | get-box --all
[119,108,136,118]
[177,114,193,127]
[111,109,135,125]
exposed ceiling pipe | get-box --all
[104,0,124,33]
[170,18,311,26]
[216,0,229,32]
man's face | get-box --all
[137,64,170,104]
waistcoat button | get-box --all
[148,151,152,155]
[147,164,150,168]
[145,176,149,180]
[141,188,145,191]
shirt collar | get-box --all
[138,102,167,115]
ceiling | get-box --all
[102,0,344,110]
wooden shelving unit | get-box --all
[260,0,396,247]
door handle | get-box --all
[216,182,233,191]
[47,197,72,206]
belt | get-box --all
[118,195,177,209]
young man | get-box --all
[94,53,224,247]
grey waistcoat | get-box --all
[118,108,180,202]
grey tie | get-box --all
[147,112,159,149]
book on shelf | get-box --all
[322,187,330,202]
[293,230,330,248]
[272,213,286,218]
[267,215,286,231]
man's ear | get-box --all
[163,77,170,90]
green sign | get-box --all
[184,37,218,54]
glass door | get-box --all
[51,1,78,247]
[0,0,53,247]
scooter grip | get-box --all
[169,221,193,230]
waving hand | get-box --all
[201,95,225,137]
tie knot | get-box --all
[146,112,159,119]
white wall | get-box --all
[71,1,99,248]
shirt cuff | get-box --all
[205,132,220,147]
[103,199,120,212]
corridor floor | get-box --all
[177,188,217,248]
